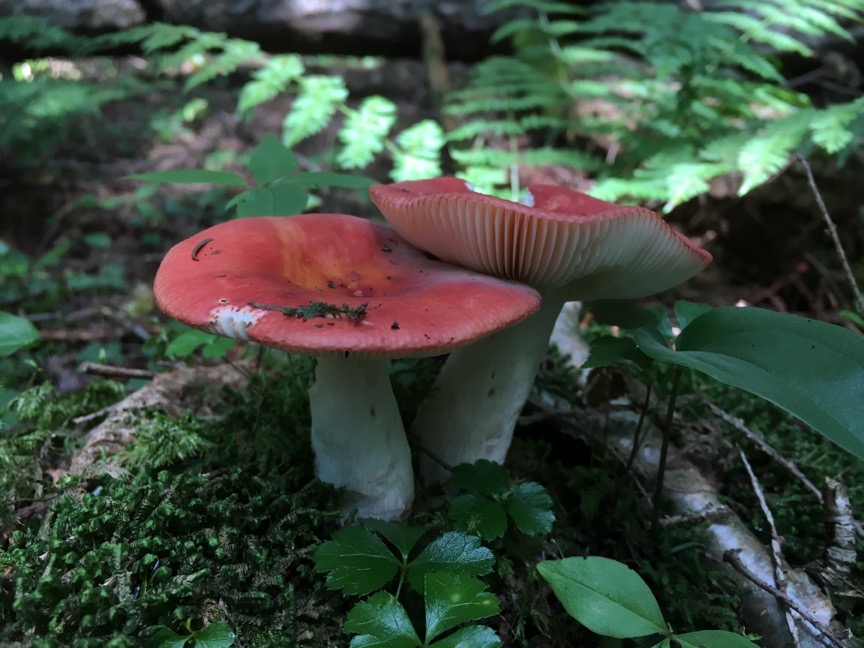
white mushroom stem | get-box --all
[309,355,413,520]
[415,300,564,485]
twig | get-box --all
[651,367,682,533]
[738,447,800,647]
[79,362,155,380]
[797,155,864,314]
[723,550,848,648]
[708,402,822,501]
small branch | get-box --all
[79,362,155,380]
[738,447,800,647]
[797,155,864,314]
[723,550,848,648]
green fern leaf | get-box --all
[737,112,812,194]
[185,39,262,90]
[810,97,864,153]
[237,55,304,115]
[391,120,444,181]
[282,76,348,147]
[337,96,397,169]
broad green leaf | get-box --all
[165,329,214,358]
[194,621,236,648]
[673,300,713,330]
[247,134,299,184]
[587,300,660,330]
[408,532,494,592]
[431,624,501,648]
[537,556,666,638]
[675,630,760,648]
[504,482,555,536]
[448,494,508,541]
[233,185,308,217]
[451,460,509,497]
[633,307,864,460]
[424,572,500,643]
[313,526,401,595]
[126,170,247,186]
[0,312,39,356]
[345,592,420,648]
[273,171,377,189]
[149,625,188,648]
[363,519,425,561]
[200,337,236,360]
[583,336,651,370]
[338,96,397,169]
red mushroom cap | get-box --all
[153,214,542,357]
[369,178,712,300]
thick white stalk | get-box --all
[309,355,413,520]
[414,301,564,484]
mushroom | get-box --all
[369,177,712,483]
[153,213,541,519]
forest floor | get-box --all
[1,55,863,647]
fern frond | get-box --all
[282,76,348,147]
[337,96,397,169]
[484,0,584,15]
[809,97,864,153]
[736,112,812,194]
[237,55,304,115]
[446,119,527,142]
[392,120,444,182]
[0,15,90,53]
[185,39,262,90]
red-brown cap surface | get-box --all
[153,214,542,357]
[369,178,712,301]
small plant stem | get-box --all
[612,383,651,505]
[651,367,682,533]
[797,154,864,314]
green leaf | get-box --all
[408,532,494,592]
[0,312,39,356]
[537,556,666,638]
[125,170,247,186]
[583,336,651,370]
[233,185,308,217]
[165,329,214,358]
[283,75,348,146]
[448,494,508,541]
[424,572,500,643]
[345,592,420,648]
[392,120,444,182]
[430,625,501,648]
[149,625,189,648]
[451,460,509,497]
[193,621,236,648]
[632,307,864,460]
[247,135,299,184]
[504,482,555,536]
[363,519,425,561]
[313,526,401,595]
[673,300,713,331]
[237,54,304,114]
[273,171,377,189]
[338,96,397,169]
[674,630,760,648]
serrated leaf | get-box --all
[338,96,397,169]
[451,460,509,497]
[504,482,555,536]
[537,556,667,638]
[632,306,864,460]
[126,170,247,186]
[247,134,299,184]
[193,621,236,648]
[149,625,189,648]
[0,312,39,356]
[675,629,760,648]
[448,494,508,541]
[424,572,500,642]
[313,526,401,595]
[345,592,420,648]
[283,76,348,146]
[363,519,425,561]
[407,532,494,592]
[430,624,501,648]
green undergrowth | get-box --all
[0,360,347,647]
